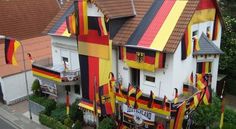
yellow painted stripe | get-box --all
[126,60,155,72]
[154,52,159,68]
[187,24,192,56]
[99,41,112,86]
[150,0,187,51]
[83,0,88,34]
[62,28,71,37]
[190,9,216,24]
[79,41,109,59]
[32,71,61,82]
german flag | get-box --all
[66,13,77,35]
[126,84,135,106]
[4,38,21,65]
[203,86,212,105]
[213,12,220,40]
[193,36,200,51]
[174,88,178,104]
[76,0,88,35]
[173,102,186,129]
[162,95,167,110]
[99,84,114,115]
[181,28,191,60]
[134,87,142,109]
[147,91,155,108]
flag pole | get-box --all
[0,35,32,120]
[20,41,33,120]
[93,76,99,129]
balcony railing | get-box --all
[32,58,80,84]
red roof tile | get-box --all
[0,0,60,40]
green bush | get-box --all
[98,117,117,129]
[224,108,236,124]
[39,112,69,129]
[70,100,83,122]
[51,104,67,123]
[192,94,221,129]
[225,79,236,95]
[64,117,73,128]
[223,122,236,129]
[30,95,56,116]
[72,121,82,129]
[31,79,41,95]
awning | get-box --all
[78,99,101,114]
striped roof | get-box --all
[125,0,193,52]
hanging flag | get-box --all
[126,84,135,106]
[173,102,186,129]
[196,74,206,90]
[183,84,189,95]
[4,38,21,65]
[193,92,201,107]
[99,84,114,115]
[77,0,88,35]
[98,17,108,36]
[174,88,178,104]
[213,12,220,40]
[147,91,155,108]
[134,87,142,109]
[193,36,200,51]
[181,27,191,60]
[162,95,167,110]
[189,72,194,85]
[66,13,77,35]
[203,86,212,105]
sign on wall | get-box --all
[39,80,57,97]
[122,104,155,125]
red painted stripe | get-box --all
[32,68,61,79]
[79,30,109,45]
[144,56,155,64]
[137,0,176,47]
[197,0,215,10]
[7,39,15,64]
[55,21,67,34]
[126,52,136,61]
[78,0,84,35]
[158,53,163,68]
[105,102,113,114]
[88,56,99,101]
[120,47,124,60]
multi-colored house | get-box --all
[39,0,224,128]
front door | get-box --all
[130,68,140,87]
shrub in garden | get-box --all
[70,100,83,122]
[64,117,73,128]
[31,79,41,95]
[98,117,117,129]
[72,121,82,129]
[51,104,67,123]
[39,112,69,129]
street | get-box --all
[0,116,17,129]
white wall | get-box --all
[51,36,80,71]
[1,71,34,105]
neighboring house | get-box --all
[41,0,223,128]
[0,0,59,105]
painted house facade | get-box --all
[40,0,223,128]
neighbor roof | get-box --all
[0,36,52,77]
[0,0,60,40]
[193,33,223,55]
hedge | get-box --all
[30,95,56,115]
[39,113,69,129]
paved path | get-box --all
[0,116,18,129]
[0,102,48,129]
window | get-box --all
[62,57,68,63]
[196,62,212,74]
[145,75,155,83]
[74,84,80,94]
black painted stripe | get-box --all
[127,0,164,45]
[79,55,89,99]
[32,65,60,75]
[126,47,156,57]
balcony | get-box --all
[32,58,80,85]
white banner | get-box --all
[40,80,57,97]
[122,104,155,124]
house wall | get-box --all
[51,36,79,71]
[0,71,34,105]
[170,21,222,99]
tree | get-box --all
[192,95,221,129]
